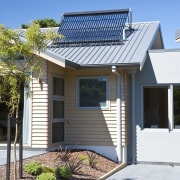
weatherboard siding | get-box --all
[31,60,49,148]
[65,68,118,146]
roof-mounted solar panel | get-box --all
[56,9,130,47]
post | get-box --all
[19,118,23,178]
[6,116,11,180]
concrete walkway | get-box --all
[0,149,46,165]
[107,164,180,180]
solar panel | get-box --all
[56,9,130,46]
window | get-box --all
[173,86,180,128]
[78,76,109,109]
[143,87,168,128]
[52,76,64,143]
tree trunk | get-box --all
[13,97,20,180]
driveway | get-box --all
[106,164,180,180]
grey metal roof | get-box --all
[46,21,161,69]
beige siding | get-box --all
[65,68,117,146]
[31,60,49,148]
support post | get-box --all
[19,118,23,178]
[6,116,11,180]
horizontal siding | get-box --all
[31,60,49,148]
[65,68,117,146]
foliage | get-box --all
[42,165,55,174]
[21,18,60,29]
[55,146,72,162]
[87,151,97,168]
[79,151,97,168]
[24,161,43,176]
[55,165,72,179]
[0,23,62,179]
[55,146,84,174]
[36,173,56,180]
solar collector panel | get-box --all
[56,9,129,46]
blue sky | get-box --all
[0,0,180,49]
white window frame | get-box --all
[77,76,110,110]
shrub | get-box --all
[56,165,72,179]
[24,161,43,176]
[36,172,56,180]
[87,151,97,168]
[42,165,55,174]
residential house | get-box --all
[2,8,179,164]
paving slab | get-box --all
[106,164,180,180]
[0,149,46,165]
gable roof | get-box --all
[19,9,164,70]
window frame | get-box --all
[77,76,110,110]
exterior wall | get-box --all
[31,59,49,148]
[65,68,117,146]
[135,50,180,163]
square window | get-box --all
[78,77,109,109]
[53,77,64,96]
[143,87,168,128]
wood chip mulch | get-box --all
[0,150,118,180]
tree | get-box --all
[0,23,62,180]
[21,18,60,29]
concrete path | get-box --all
[0,149,46,165]
[106,164,180,180]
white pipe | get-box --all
[131,73,136,164]
[112,66,121,163]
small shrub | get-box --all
[55,146,72,162]
[79,155,89,162]
[67,155,84,173]
[56,165,72,179]
[42,165,55,173]
[36,172,56,180]
[87,151,97,168]
[24,161,42,176]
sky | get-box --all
[0,0,180,49]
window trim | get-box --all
[77,76,110,110]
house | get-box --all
[2,8,180,165]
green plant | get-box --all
[36,173,56,180]
[87,151,97,168]
[56,165,72,179]
[55,146,72,162]
[24,161,43,176]
[66,154,84,174]
[79,155,89,162]
[42,165,55,173]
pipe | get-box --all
[112,66,121,163]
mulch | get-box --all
[0,150,118,180]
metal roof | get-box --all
[46,21,161,69]
[56,9,130,46]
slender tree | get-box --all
[0,23,62,180]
